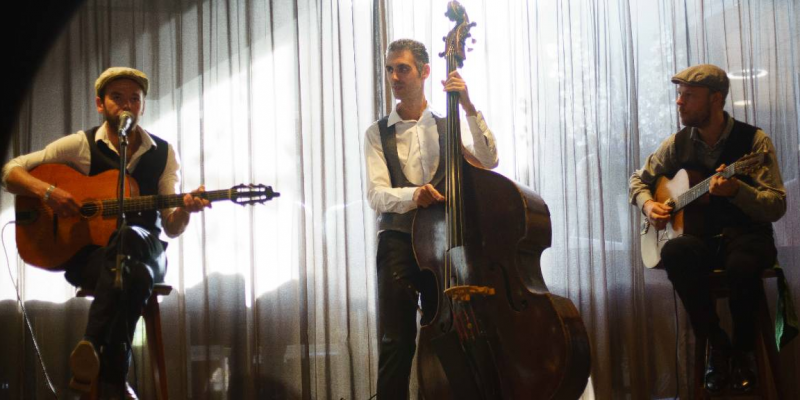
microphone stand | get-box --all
[111,116,134,399]
[114,120,132,290]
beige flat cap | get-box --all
[671,64,729,96]
[95,67,149,97]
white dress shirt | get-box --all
[2,123,182,212]
[364,105,498,214]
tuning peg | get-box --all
[467,48,473,52]
[471,39,477,44]
[443,36,447,41]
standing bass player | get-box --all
[2,67,211,399]
[629,64,786,395]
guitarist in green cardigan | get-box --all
[629,64,786,394]
[2,67,210,399]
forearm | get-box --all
[464,112,498,169]
[629,171,654,209]
[4,166,53,198]
[162,207,190,238]
[730,182,786,222]
[728,133,788,222]
[367,186,417,214]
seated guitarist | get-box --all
[629,64,786,394]
[1,67,210,399]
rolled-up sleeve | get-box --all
[629,136,679,210]
[1,133,89,187]
[463,111,498,169]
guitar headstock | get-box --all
[439,1,476,68]
[732,149,768,176]
[230,184,280,206]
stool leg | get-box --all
[144,295,169,400]
[757,284,783,399]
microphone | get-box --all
[118,111,134,138]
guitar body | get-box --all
[15,164,139,270]
[14,164,276,270]
[640,168,708,269]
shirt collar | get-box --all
[97,122,156,152]
[689,111,734,149]
[387,103,439,127]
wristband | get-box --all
[43,185,56,202]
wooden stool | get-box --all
[693,269,784,399]
[76,283,172,400]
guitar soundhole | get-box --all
[80,201,101,219]
[15,210,38,225]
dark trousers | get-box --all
[661,232,776,352]
[376,231,423,400]
[65,225,166,384]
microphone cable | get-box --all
[2,221,58,398]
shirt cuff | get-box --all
[399,187,417,204]
[390,187,419,214]
[635,192,654,210]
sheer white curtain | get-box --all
[386,0,799,398]
[1,0,799,399]
[1,0,379,398]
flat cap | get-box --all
[95,67,149,97]
[671,64,729,96]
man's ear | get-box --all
[711,91,725,108]
[95,96,104,114]
[421,63,430,80]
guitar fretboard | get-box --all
[673,164,736,211]
[78,189,248,217]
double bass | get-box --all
[413,2,591,399]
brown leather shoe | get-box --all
[69,340,100,393]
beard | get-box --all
[679,97,713,128]
[103,110,138,133]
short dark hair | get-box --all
[387,39,429,76]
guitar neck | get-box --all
[673,164,736,211]
[98,189,232,216]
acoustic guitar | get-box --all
[14,163,278,270]
[639,151,765,268]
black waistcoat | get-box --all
[376,115,447,234]
[84,127,169,236]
